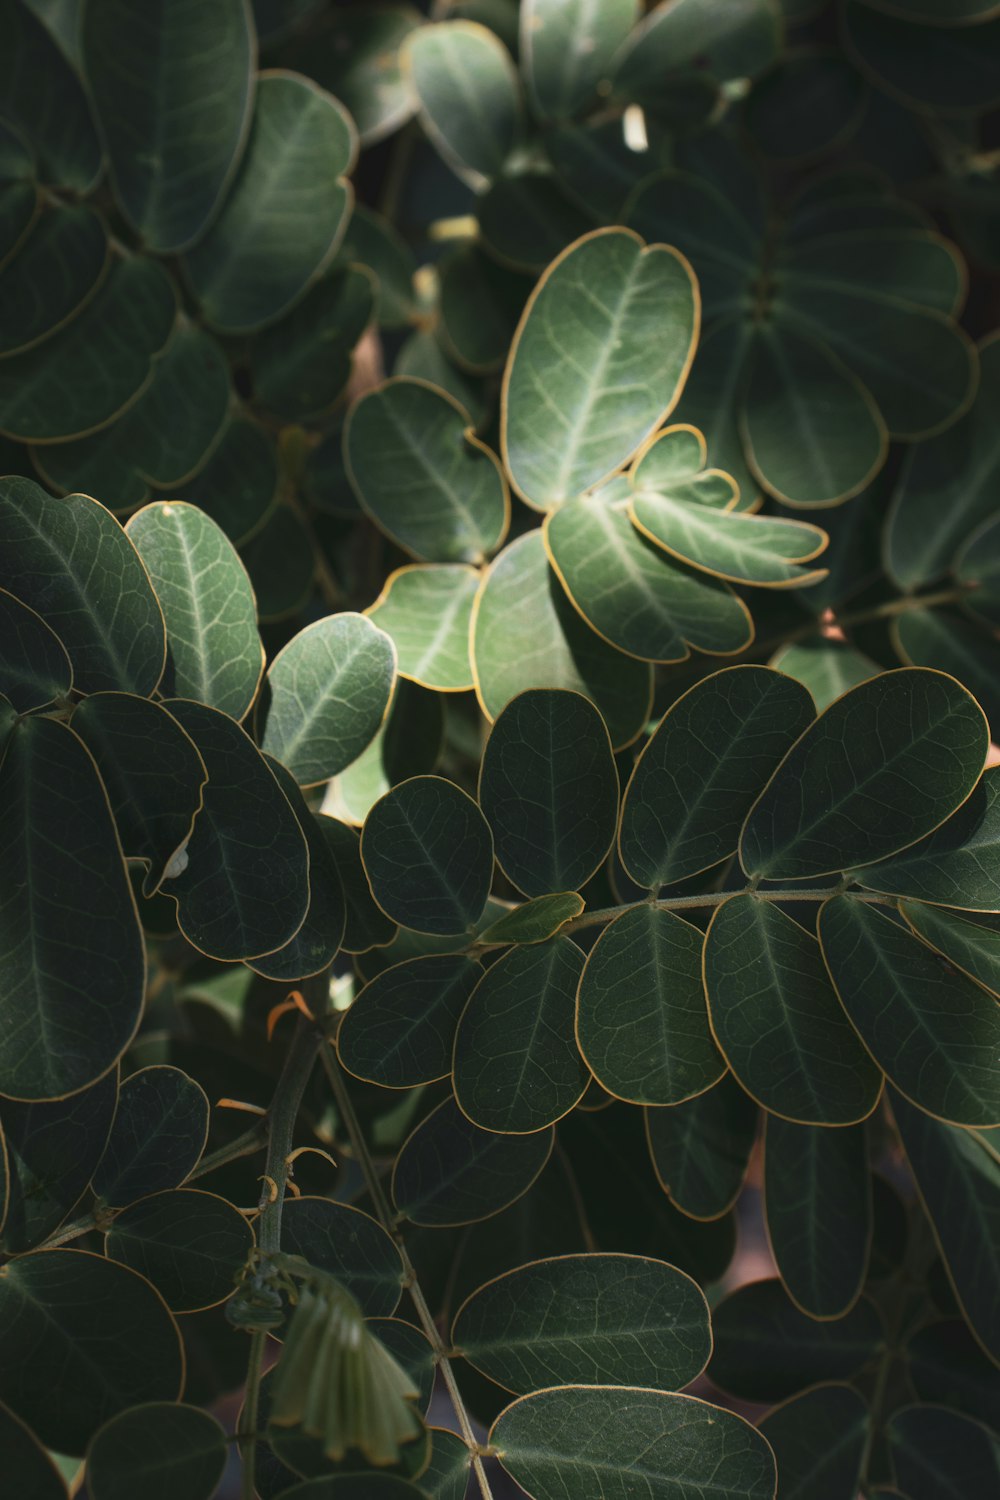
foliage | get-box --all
[1,2,999,1499]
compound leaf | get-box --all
[855,767,1000,910]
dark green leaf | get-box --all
[708,1278,884,1402]
[819,896,1000,1126]
[345,378,509,563]
[338,204,417,329]
[439,242,525,375]
[240,503,315,621]
[86,1402,227,1500]
[613,0,779,99]
[368,1319,436,1416]
[770,639,880,712]
[262,613,397,787]
[521,0,637,119]
[392,1097,553,1226]
[577,905,724,1106]
[891,1090,1000,1365]
[887,1404,1000,1498]
[251,267,375,421]
[93,1065,209,1208]
[0,1399,69,1500]
[903,900,1000,999]
[106,1187,254,1312]
[0,479,165,696]
[281,1196,405,1317]
[0,716,144,1101]
[956,514,1000,631]
[289,5,420,147]
[479,687,619,897]
[491,1386,776,1500]
[502,228,699,510]
[619,665,815,888]
[906,1320,1000,1431]
[404,19,521,185]
[855,767,1000,910]
[419,1428,470,1500]
[740,669,988,879]
[183,72,356,333]
[337,954,483,1088]
[0,1069,117,1252]
[361,775,493,936]
[330,678,444,826]
[454,1251,710,1393]
[0,0,101,189]
[746,50,867,161]
[764,1117,871,1319]
[162,699,309,962]
[0,1248,183,1455]
[758,1383,869,1500]
[0,255,177,441]
[477,171,594,273]
[454,935,589,1132]
[704,896,882,1124]
[645,1073,758,1221]
[476,891,584,945]
[0,586,72,711]
[843,1,1000,114]
[318,817,397,955]
[893,608,1000,741]
[277,1478,427,1498]
[174,413,279,547]
[0,201,108,356]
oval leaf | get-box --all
[281,1196,405,1318]
[366,565,478,692]
[106,1187,254,1312]
[0,586,72,712]
[645,1073,759,1222]
[337,954,483,1089]
[404,20,521,186]
[93,1065,209,1208]
[86,1402,227,1500]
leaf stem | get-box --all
[754,582,972,662]
[320,1043,497,1500]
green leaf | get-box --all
[392,1097,553,1226]
[0,254,177,441]
[71,692,207,897]
[891,1089,1000,1365]
[887,1404,1000,1498]
[478,687,619,897]
[361,775,493,936]
[403,20,521,186]
[86,1403,227,1500]
[282,1197,405,1317]
[0,1400,69,1500]
[454,935,589,1132]
[855,767,1000,910]
[740,669,988,880]
[520,0,638,119]
[613,0,779,99]
[453,1251,710,1393]
[251,266,375,421]
[0,479,166,696]
[338,204,417,329]
[956,515,1000,631]
[92,1065,209,1208]
[893,608,1000,741]
[757,1383,869,1500]
[34,325,232,511]
[0,1070,117,1253]
[0,0,101,190]
[337,954,483,1088]
[770,639,880,712]
[886,334,1000,590]
[502,227,699,510]
[477,171,594,274]
[0,201,108,356]
[174,413,279,547]
[126,500,262,721]
[183,72,356,334]
[764,1118,871,1319]
[318,817,397,955]
[261,613,397,787]
[670,319,758,504]
[906,1319,1000,1431]
[704,896,883,1124]
[82,0,253,252]
[330,678,444,826]
[577,905,724,1106]
[420,1429,470,1500]
[366,566,478,692]
[645,1073,758,1221]
[708,1278,884,1402]
[544,493,752,660]
[106,1187,254,1312]
[746,50,868,162]
[250,759,346,982]
[491,1386,776,1500]
[240,502,315,621]
[287,5,420,147]
[161,699,309,963]
[472,531,653,750]
[277,1479,427,1498]
[0,716,144,1102]
[819,896,1000,1126]
[630,491,829,588]
[0,586,72,711]
[477,891,584,945]
[345,378,509,564]
[619,665,815,888]
[439,242,528,376]
[903,900,1000,999]
[369,1319,436,1416]
[0,1248,183,1455]
[843,1,1000,114]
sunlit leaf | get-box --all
[367,566,478,692]
[631,491,828,588]
[520,0,638,119]
[404,20,521,186]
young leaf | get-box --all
[92,1066,209,1208]
[491,1387,776,1500]
[361,775,493,936]
[337,954,484,1088]
[758,1383,869,1500]
[476,891,584,946]
[453,1252,710,1393]
[619,665,815,888]
[576,905,725,1106]
[0,716,145,1102]
[0,479,166,697]
[453,936,590,1132]
[282,1197,405,1318]
[764,1117,871,1320]
[740,669,988,879]
[478,687,619,897]
[345,378,509,563]
[520,0,638,120]
[105,1187,254,1312]
[85,1403,227,1500]
[0,586,72,712]
[501,228,699,510]
[392,1097,553,1226]
[366,565,478,692]
[126,500,263,721]
[645,1073,759,1221]
[403,20,521,186]
[819,896,1000,1126]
